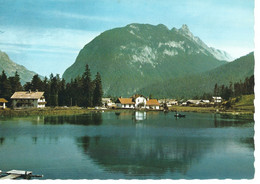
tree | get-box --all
[0,70,11,100]
[213,83,219,96]
[42,77,50,106]
[31,74,43,91]
[93,72,103,106]
[82,64,93,107]
[58,79,67,106]
[8,71,23,94]
[49,74,61,106]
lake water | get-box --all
[0,111,255,179]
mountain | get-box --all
[137,52,254,99]
[63,23,232,97]
[0,50,40,84]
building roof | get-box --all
[146,99,160,106]
[117,98,135,105]
[11,91,44,99]
[0,98,8,103]
[212,96,222,99]
[187,100,201,104]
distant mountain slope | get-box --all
[63,23,231,97]
[138,52,254,99]
[0,50,40,84]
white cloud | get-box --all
[0,26,99,51]
[45,10,125,23]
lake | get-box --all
[0,111,255,179]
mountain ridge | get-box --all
[0,50,41,84]
[63,23,233,97]
[137,52,254,99]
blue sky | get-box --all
[0,0,255,77]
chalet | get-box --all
[158,99,178,107]
[133,95,147,108]
[116,95,160,110]
[11,91,46,109]
[102,98,115,108]
[146,99,160,110]
[186,100,202,105]
[202,100,210,103]
[212,96,222,103]
[116,98,135,108]
[0,98,8,109]
[167,99,178,106]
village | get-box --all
[0,89,223,112]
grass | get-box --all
[231,94,254,113]
[0,106,93,117]
[168,106,216,113]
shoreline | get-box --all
[0,106,254,118]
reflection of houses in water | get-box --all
[114,111,147,122]
[135,111,146,121]
[75,135,214,176]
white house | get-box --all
[202,100,210,103]
[186,100,202,105]
[0,98,8,109]
[146,99,160,110]
[11,91,46,109]
[134,95,147,108]
[116,95,160,110]
[115,98,135,108]
[212,96,222,103]
[102,98,115,108]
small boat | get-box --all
[0,170,43,180]
[174,113,186,118]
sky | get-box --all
[0,0,255,77]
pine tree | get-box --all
[82,64,93,107]
[213,83,218,96]
[31,74,43,91]
[93,72,103,106]
[58,79,67,106]
[0,70,11,100]
[42,77,50,106]
[9,71,23,94]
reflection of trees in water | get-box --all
[44,113,103,126]
[239,137,254,149]
[0,137,5,145]
[32,136,37,144]
[75,135,213,176]
[214,114,254,128]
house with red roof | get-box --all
[115,95,160,110]
[0,98,8,109]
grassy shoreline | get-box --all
[0,105,254,118]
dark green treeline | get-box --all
[213,75,254,100]
[0,65,103,107]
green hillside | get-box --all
[138,52,254,98]
[63,23,230,97]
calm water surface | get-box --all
[0,111,254,179]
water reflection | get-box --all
[213,114,254,128]
[0,137,5,145]
[76,135,213,176]
[44,112,103,126]
[239,137,254,149]
[0,111,255,179]
[135,111,147,121]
